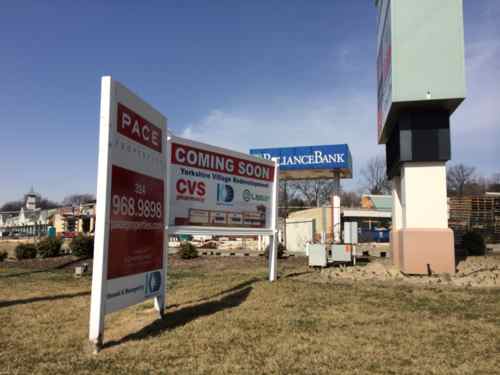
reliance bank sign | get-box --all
[249,144,352,180]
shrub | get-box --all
[15,243,37,260]
[179,241,198,259]
[0,251,7,262]
[462,231,486,256]
[69,235,94,258]
[265,242,286,259]
[37,237,63,258]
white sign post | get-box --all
[89,77,168,352]
[268,163,279,282]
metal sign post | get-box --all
[268,164,279,282]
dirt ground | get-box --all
[1,255,499,374]
[311,255,500,288]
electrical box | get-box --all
[308,244,327,267]
[343,222,358,244]
[331,244,352,263]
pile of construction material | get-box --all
[319,256,500,288]
[449,194,500,243]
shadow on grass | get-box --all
[282,271,311,278]
[0,257,91,279]
[168,277,260,309]
[0,291,90,309]
[104,286,253,349]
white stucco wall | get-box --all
[392,176,403,231]
[401,162,448,228]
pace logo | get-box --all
[145,270,162,297]
[217,184,234,203]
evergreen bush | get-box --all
[265,242,286,259]
[179,242,198,259]
[69,235,94,258]
[462,231,486,256]
[15,243,37,260]
[37,237,63,258]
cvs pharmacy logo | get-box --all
[176,179,206,202]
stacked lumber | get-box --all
[448,195,500,244]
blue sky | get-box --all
[1,1,498,205]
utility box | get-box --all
[331,244,352,263]
[308,244,327,267]
[343,222,358,244]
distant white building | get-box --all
[0,189,53,237]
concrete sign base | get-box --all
[391,162,455,275]
[392,228,455,275]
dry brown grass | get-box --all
[1,256,499,374]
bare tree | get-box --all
[488,173,500,192]
[290,179,339,207]
[287,197,307,214]
[62,194,96,206]
[339,191,361,208]
[1,195,58,212]
[360,154,391,194]
[447,164,476,196]
[0,200,24,212]
[38,198,59,210]
[278,180,301,217]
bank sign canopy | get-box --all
[250,144,352,180]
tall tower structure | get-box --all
[375,0,466,274]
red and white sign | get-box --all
[168,136,277,231]
[171,142,273,182]
[90,77,167,349]
[107,165,164,279]
[117,103,162,152]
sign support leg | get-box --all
[89,286,105,353]
[89,223,108,353]
[268,162,279,282]
[154,232,169,319]
[268,234,278,282]
[154,294,165,319]
[88,76,112,354]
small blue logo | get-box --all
[217,184,234,203]
[145,271,162,297]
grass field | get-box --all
[1,256,500,374]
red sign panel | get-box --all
[117,103,162,153]
[171,142,274,182]
[107,165,164,280]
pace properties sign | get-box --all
[89,78,279,352]
[89,77,168,351]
